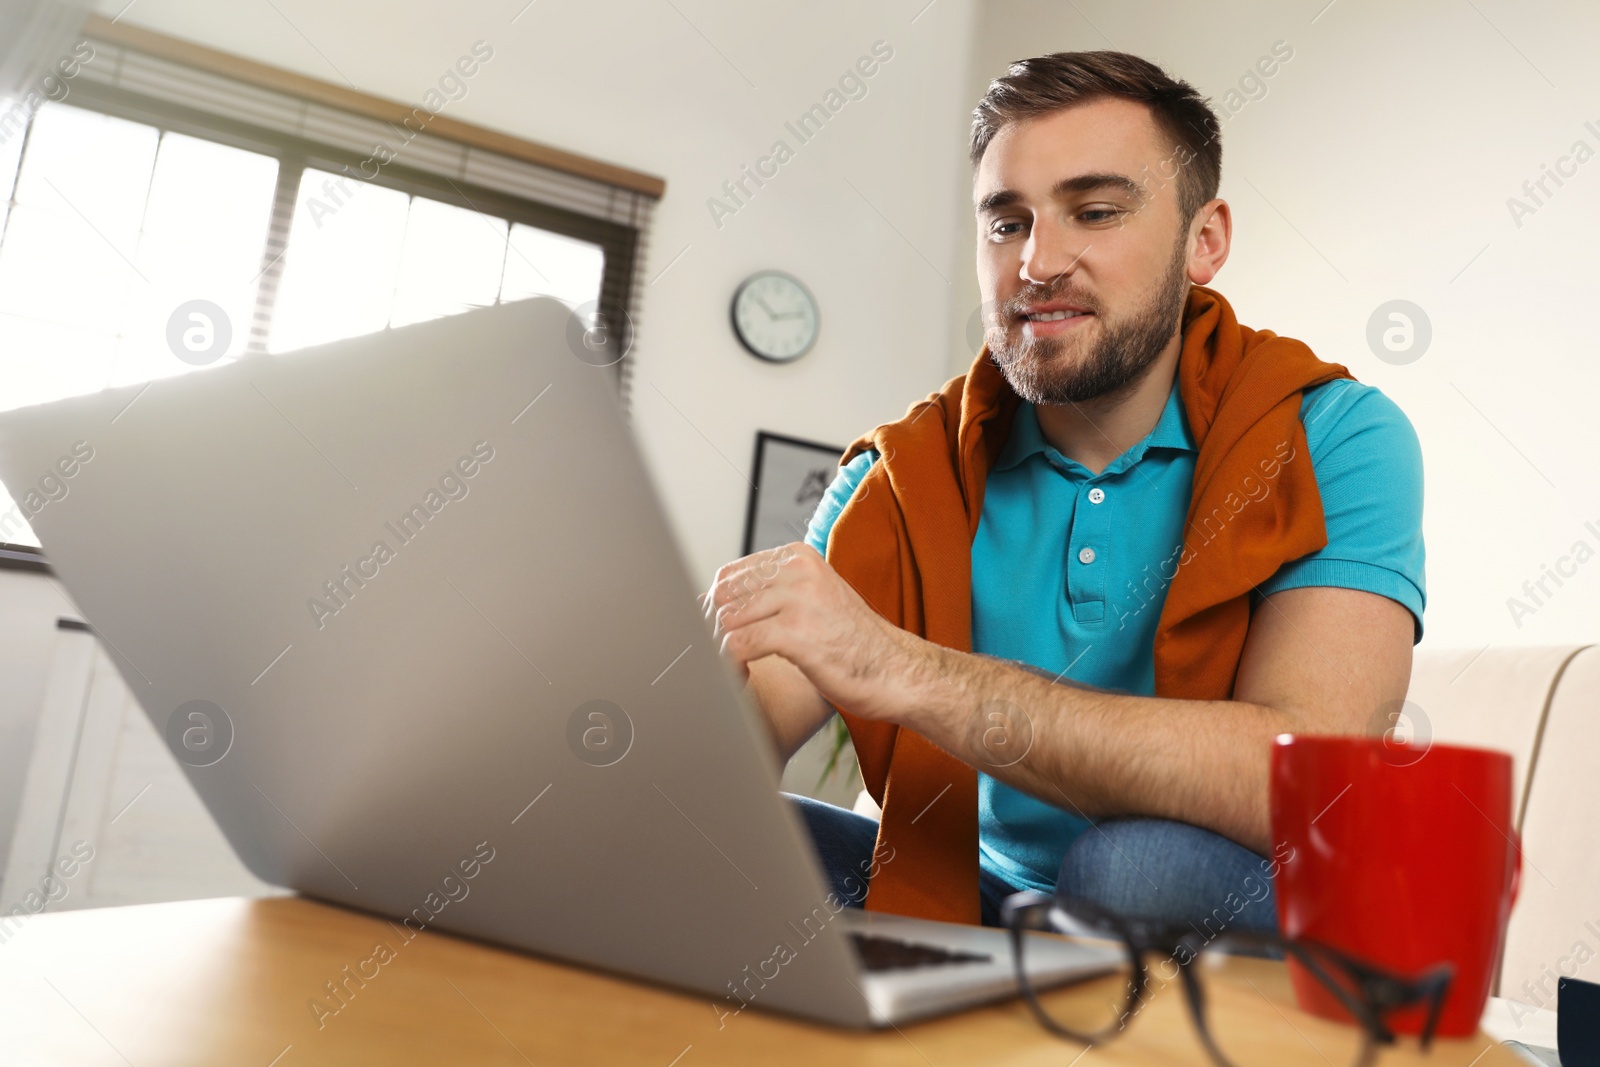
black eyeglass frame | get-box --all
[1001,890,1455,1067]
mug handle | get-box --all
[1509,829,1523,907]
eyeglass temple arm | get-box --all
[1312,945,1457,1048]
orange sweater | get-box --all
[824,285,1352,924]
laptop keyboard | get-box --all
[848,932,993,972]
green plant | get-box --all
[815,713,860,791]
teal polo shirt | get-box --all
[803,375,1426,894]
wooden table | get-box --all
[0,896,1521,1066]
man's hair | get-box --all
[970,51,1222,223]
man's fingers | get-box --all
[714,580,794,635]
[719,615,789,675]
[706,542,807,620]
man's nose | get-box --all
[1019,216,1086,286]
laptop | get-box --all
[0,297,1120,1027]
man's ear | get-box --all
[1186,199,1232,286]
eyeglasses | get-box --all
[1001,890,1454,1067]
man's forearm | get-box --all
[901,642,1303,855]
[745,654,834,765]
[708,546,1411,857]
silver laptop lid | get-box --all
[0,298,872,1025]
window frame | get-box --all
[63,78,640,364]
[0,78,644,569]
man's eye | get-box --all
[989,220,1025,239]
[1080,208,1123,224]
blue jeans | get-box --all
[784,792,1280,935]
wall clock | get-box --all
[730,270,819,363]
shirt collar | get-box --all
[995,375,1196,474]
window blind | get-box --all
[73,26,659,408]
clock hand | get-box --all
[753,293,779,318]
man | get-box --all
[703,51,1423,932]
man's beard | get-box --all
[987,239,1190,406]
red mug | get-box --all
[1269,734,1521,1037]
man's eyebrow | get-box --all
[975,173,1143,214]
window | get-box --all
[269,169,603,350]
[0,29,652,551]
[0,104,278,412]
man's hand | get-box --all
[701,542,934,723]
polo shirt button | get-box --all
[1078,546,1097,564]
[1088,487,1105,504]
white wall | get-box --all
[92,0,1600,651]
[963,0,1600,651]
[92,0,979,590]
[0,570,71,864]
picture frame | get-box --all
[741,431,845,556]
